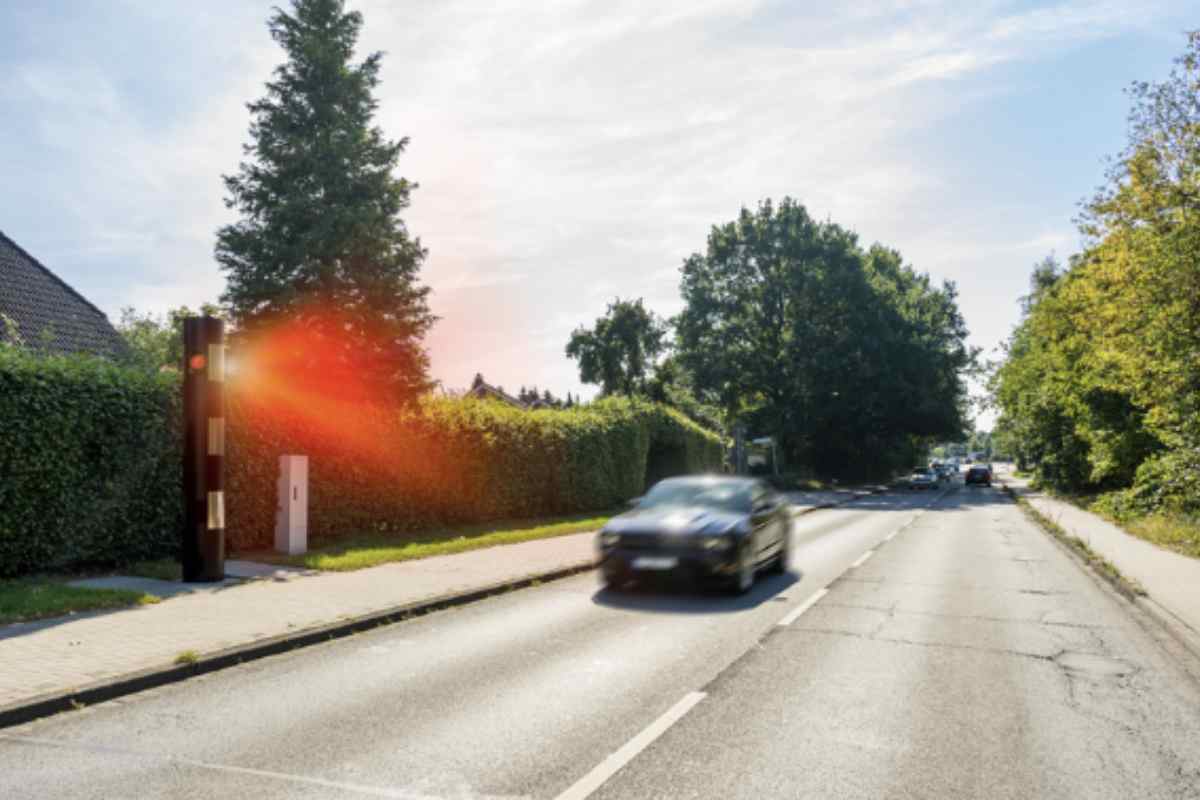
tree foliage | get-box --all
[116,305,222,372]
[675,197,972,479]
[993,32,1200,513]
[216,0,433,401]
[566,298,667,396]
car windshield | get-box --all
[640,481,752,513]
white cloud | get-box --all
[0,0,1182,405]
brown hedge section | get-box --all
[1,346,725,575]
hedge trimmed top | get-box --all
[0,345,725,576]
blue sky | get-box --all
[1,1,1194,425]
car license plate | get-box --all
[632,556,678,571]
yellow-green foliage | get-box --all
[224,393,724,550]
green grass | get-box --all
[266,512,615,572]
[1055,493,1200,561]
[174,649,200,665]
[1119,514,1200,560]
[125,559,182,582]
[0,579,160,625]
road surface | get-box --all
[2,485,1199,799]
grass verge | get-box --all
[1003,486,1147,600]
[0,579,160,625]
[125,559,182,582]
[1056,493,1200,561]
[1120,514,1200,560]
[174,649,200,665]
[263,512,615,572]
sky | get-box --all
[2,0,1195,427]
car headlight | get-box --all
[700,535,733,551]
[599,531,620,548]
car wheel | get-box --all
[731,544,755,594]
[601,569,626,592]
[768,527,790,575]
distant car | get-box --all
[934,463,955,481]
[909,467,938,490]
[597,476,791,594]
[965,465,992,486]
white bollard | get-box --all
[275,455,308,555]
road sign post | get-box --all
[182,316,226,582]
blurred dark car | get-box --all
[965,465,992,486]
[597,476,790,594]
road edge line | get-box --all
[555,691,707,800]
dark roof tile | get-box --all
[0,230,127,358]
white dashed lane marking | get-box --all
[555,691,707,800]
[777,588,829,627]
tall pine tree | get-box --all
[216,0,434,400]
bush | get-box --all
[223,393,725,550]
[1,345,724,575]
[0,347,181,577]
[1094,447,1200,520]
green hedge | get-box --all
[0,347,181,577]
[1,345,724,575]
[224,393,725,550]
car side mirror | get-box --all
[626,496,643,509]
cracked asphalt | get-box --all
[594,486,1200,799]
[3,485,1200,798]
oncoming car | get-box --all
[908,467,938,490]
[597,476,791,594]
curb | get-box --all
[0,560,598,731]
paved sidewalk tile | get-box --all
[0,532,598,711]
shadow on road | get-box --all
[590,569,801,615]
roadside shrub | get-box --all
[223,392,725,550]
[1094,447,1200,520]
[0,347,181,577]
[1,343,724,574]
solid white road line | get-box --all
[850,550,875,568]
[777,588,829,627]
[884,529,900,542]
[555,691,707,800]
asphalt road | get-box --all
[3,484,1200,799]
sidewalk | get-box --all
[0,532,597,723]
[0,488,868,725]
[1004,476,1200,639]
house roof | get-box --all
[0,230,126,358]
[466,374,527,409]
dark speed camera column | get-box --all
[182,316,226,582]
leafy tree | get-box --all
[675,198,971,479]
[216,0,434,401]
[993,32,1200,509]
[566,298,667,396]
[116,305,222,372]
